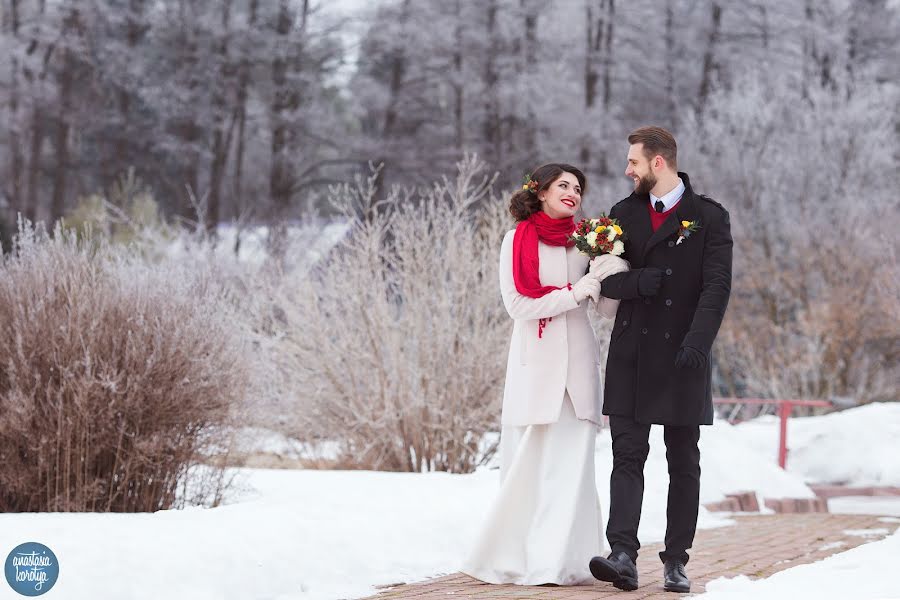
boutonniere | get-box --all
[676,219,701,245]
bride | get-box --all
[461,163,629,585]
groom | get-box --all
[588,126,732,593]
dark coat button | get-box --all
[664,332,671,339]
[665,268,673,275]
[641,327,648,334]
[668,241,675,247]
[665,299,672,306]
[622,320,628,326]
[644,298,651,304]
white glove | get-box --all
[589,253,630,281]
[572,273,601,304]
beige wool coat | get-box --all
[498,229,627,426]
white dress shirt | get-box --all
[649,177,685,212]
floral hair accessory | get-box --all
[522,173,539,193]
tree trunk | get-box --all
[581,0,600,166]
[269,0,298,217]
[174,0,201,223]
[697,2,722,121]
[602,0,614,111]
[26,109,44,223]
[482,0,500,163]
[7,0,25,224]
[582,0,612,173]
[520,0,539,165]
[383,0,411,139]
[232,0,257,250]
[268,0,308,257]
[50,8,82,224]
[23,0,50,223]
[50,65,72,223]
[208,0,235,235]
[665,2,676,124]
[375,0,412,201]
[522,0,537,65]
[114,0,148,181]
[452,0,464,154]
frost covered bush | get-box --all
[0,223,252,512]
[681,75,899,406]
[266,157,513,472]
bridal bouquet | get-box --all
[570,215,626,258]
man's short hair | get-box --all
[628,126,677,171]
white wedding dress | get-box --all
[460,391,605,586]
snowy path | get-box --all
[365,514,899,599]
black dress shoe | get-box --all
[663,560,691,593]
[589,551,638,591]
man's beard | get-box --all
[634,172,657,195]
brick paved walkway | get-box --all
[363,514,897,599]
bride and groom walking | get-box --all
[461,126,733,593]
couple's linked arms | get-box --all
[588,254,629,319]
[598,206,733,357]
[498,230,628,322]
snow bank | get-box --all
[731,403,900,487]
[695,528,900,600]
[0,468,491,600]
[830,496,900,517]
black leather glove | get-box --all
[675,346,708,369]
[637,267,664,297]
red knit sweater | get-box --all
[648,201,680,232]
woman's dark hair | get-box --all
[509,163,587,221]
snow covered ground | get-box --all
[1,404,897,600]
[691,403,900,600]
[830,497,900,517]
[695,526,900,600]
[1,469,491,600]
[0,417,801,600]
[155,221,352,268]
[730,402,900,487]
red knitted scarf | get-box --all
[512,211,575,297]
[512,212,575,337]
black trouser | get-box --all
[606,415,701,565]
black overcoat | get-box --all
[600,172,732,426]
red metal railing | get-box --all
[713,398,832,469]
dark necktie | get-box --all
[654,200,665,213]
